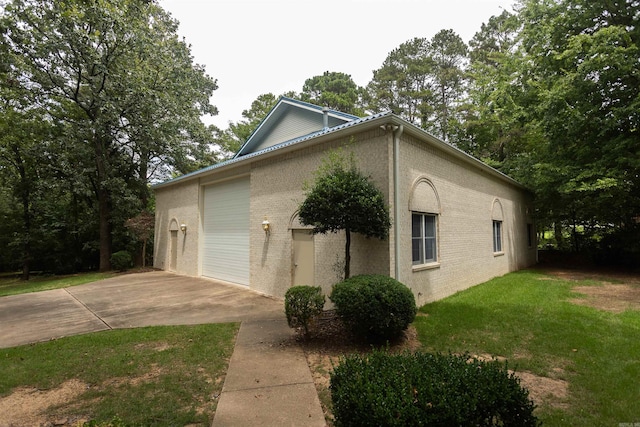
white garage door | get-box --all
[202,177,250,285]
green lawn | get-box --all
[0,272,239,425]
[0,272,115,297]
[0,323,238,426]
[414,269,640,426]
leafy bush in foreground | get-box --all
[285,285,325,335]
[330,274,416,341]
[330,351,539,427]
[110,250,132,271]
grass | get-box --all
[0,323,239,425]
[0,272,115,297]
[414,269,640,426]
[0,271,239,425]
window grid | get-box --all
[493,220,502,253]
[412,213,437,265]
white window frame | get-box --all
[493,220,503,253]
[412,212,438,266]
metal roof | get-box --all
[152,110,391,189]
[153,106,527,191]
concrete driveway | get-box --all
[0,271,284,349]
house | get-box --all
[153,97,537,305]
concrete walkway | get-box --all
[0,271,325,426]
[212,319,325,426]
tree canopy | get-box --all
[1,0,218,273]
[300,71,365,116]
[365,30,468,142]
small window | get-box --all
[412,213,437,265]
[527,223,534,248]
[493,220,503,253]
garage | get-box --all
[202,177,250,285]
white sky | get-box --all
[160,0,516,129]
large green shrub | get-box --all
[330,351,540,427]
[330,274,416,341]
[110,250,132,271]
[284,285,325,335]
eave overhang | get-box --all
[152,112,527,192]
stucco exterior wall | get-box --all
[153,179,201,276]
[249,130,391,299]
[395,133,536,306]
[153,122,536,305]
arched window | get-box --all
[409,178,441,266]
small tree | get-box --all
[125,210,154,267]
[298,150,391,279]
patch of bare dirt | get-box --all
[0,379,89,427]
[540,267,640,286]
[539,267,640,312]
[133,341,172,352]
[570,284,640,312]
[514,371,569,410]
[100,363,163,389]
[0,365,181,426]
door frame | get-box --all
[291,228,315,287]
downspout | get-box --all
[393,124,404,280]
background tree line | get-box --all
[1,0,217,277]
[219,0,639,267]
[1,0,638,278]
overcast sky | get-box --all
[159,0,516,129]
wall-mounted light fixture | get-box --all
[261,217,271,235]
[180,223,187,234]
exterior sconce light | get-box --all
[180,223,187,234]
[261,217,271,235]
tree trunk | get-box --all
[13,145,30,281]
[554,222,564,249]
[571,215,580,253]
[344,228,351,279]
[440,86,448,141]
[94,130,113,272]
[142,239,147,268]
[139,149,150,209]
[20,190,31,281]
[21,196,31,281]
[98,186,112,271]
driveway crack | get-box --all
[64,288,112,330]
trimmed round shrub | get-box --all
[285,285,325,335]
[330,351,540,427]
[110,250,132,271]
[330,274,416,341]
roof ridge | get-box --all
[278,96,361,120]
